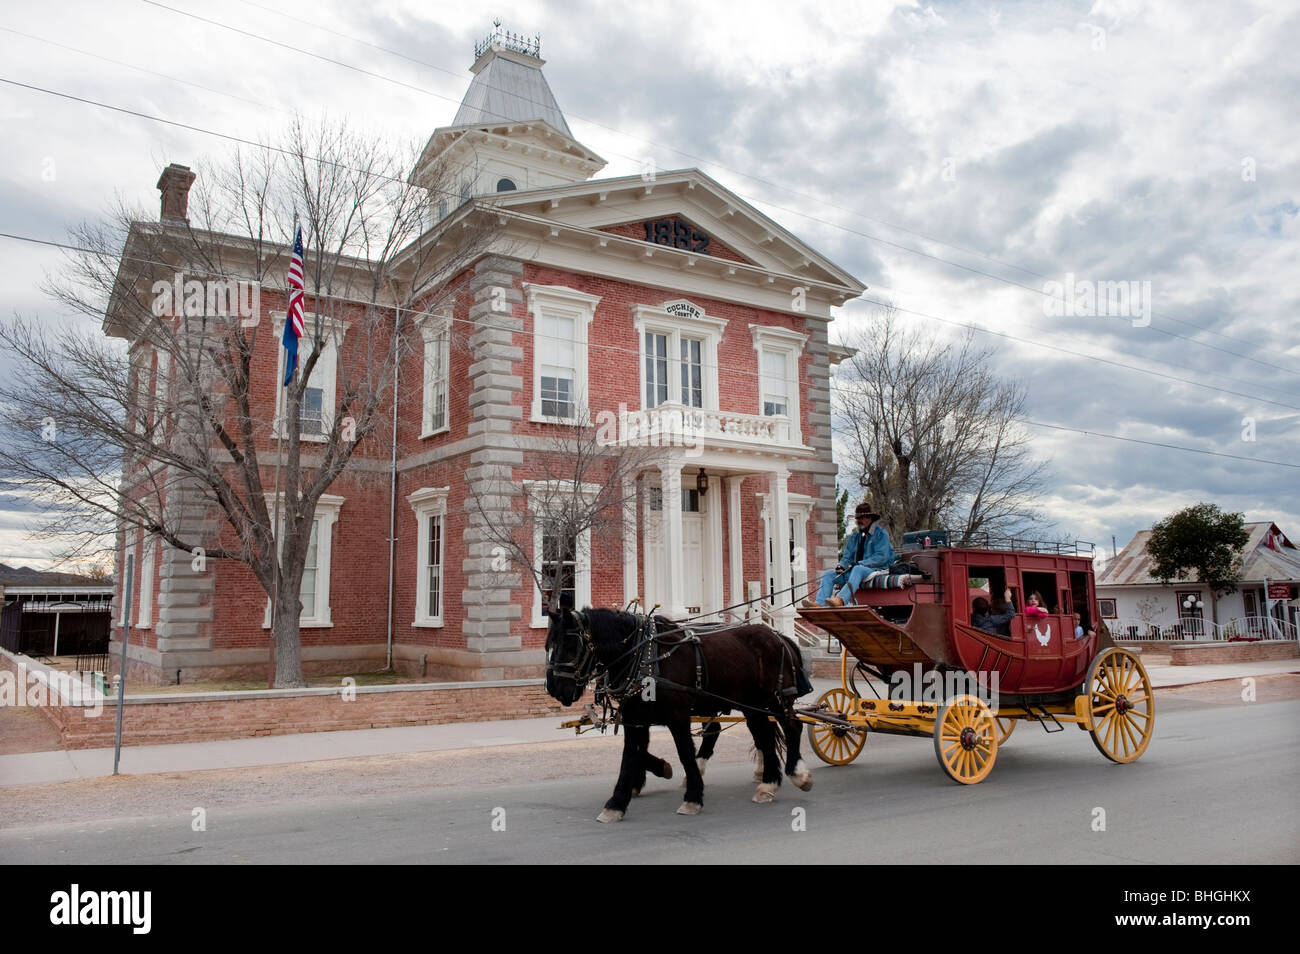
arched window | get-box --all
[496,178,517,192]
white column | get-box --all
[706,474,724,617]
[53,612,61,657]
[768,469,794,636]
[622,472,638,607]
[660,463,686,618]
[726,476,744,618]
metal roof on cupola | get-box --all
[453,24,572,135]
[411,21,605,200]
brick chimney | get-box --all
[156,163,196,224]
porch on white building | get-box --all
[618,424,815,638]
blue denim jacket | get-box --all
[839,523,895,572]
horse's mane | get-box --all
[581,608,681,652]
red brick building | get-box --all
[108,34,863,682]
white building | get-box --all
[1097,521,1300,640]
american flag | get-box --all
[281,222,305,386]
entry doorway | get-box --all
[645,486,710,615]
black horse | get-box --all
[546,607,813,823]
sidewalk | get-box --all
[1,662,1294,788]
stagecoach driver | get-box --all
[805,503,896,608]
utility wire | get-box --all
[1025,420,1300,470]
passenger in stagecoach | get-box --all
[1024,591,1050,620]
[971,588,1017,637]
[803,502,895,608]
[1073,612,1096,640]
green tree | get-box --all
[1146,503,1249,625]
[835,488,849,548]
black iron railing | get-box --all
[901,529,1095,557]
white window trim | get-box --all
[261,493,345,628]
[750,324,807,444]
[135,534,156,629]
[273,312,350,442]
[418,314,452,438]
[525,284,600,424]
[633,302,727,411]
[408,486,450,627]
[525,480,597,628]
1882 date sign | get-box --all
[643,217,711,253]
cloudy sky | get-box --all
[1,0,1297,569]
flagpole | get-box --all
[268,215,300,689]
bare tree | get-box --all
[835,306,1048,542]
[467,403,675,620]
[0,117,500,686]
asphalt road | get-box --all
[2,691,1297,864]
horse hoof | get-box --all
[752,782,778,803]
[676,802,702,815]
[792,759,814,791]
[659,761,673,780]
[596,809,625,824]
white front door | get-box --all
[645,486,708,615]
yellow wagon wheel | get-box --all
[1085,647,1155,763]
[994,716,1017,745]
[807,687,867,766]
[933,695,999,784]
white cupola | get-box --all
[411,22,606,213]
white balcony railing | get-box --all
[617,403,794,450]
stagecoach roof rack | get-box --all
[901,529,1096,557]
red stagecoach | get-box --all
[796,532,1155,783]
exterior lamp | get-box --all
[696,468,709,496]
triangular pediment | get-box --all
[595,215,760,268]
[486,169,864,291]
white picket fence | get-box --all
[1110,615,1298,642]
